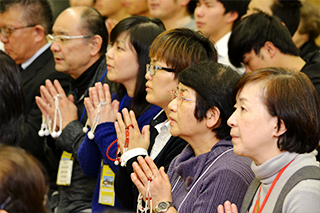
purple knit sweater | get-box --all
[168,139,254,213]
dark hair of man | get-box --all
[110,16,165,118]
[218,0,250,28]
[0,50,26,146]
[299,1,320,41]
[232,67,320,153]
[0,145,48,212]
[80,6,108,55]
[149,28,218,78]
[179,61,241,140]
[0,0,54,35]
[187,0,197,15]
[228,12,300,68]
[271,0,302,36]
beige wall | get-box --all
[307,0,320,46]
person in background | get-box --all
[245,0,302,36]
[292,1,320,59]
[35,6,114,213]
[122,0,150,17]
[195,0,249,73]
[131,61,254,213]
[95,0,130,36]
[0,50,25,146]
[229,12,320,99]
[0,144,48,213]
[114,28,218,211]
[147,0,197,30]
[69,0,96,7]
[218,67,320,213]
[0,0,69,197]
[78,16,165,212]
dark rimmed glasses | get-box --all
[46,34,93,45]
[170,90,196,105]
[146,64,174,76]
[0,24,37,37]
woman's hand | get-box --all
[36,79,78,130]
[217,201,239,213]
[131,156,173,211]
[84,82,119,127]
[114,109,150,154]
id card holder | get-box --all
[98,160,115,206]
[56,151,73,186]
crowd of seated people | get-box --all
[0,0,319,213]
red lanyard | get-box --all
[252,155,298,213]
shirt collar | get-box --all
[21,43,51,70]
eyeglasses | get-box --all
[146,64,174,76]
[46,34,93,45]
[0,24,37,37]
[170,90,196,105]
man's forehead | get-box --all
[249,0,274,15]
[53,9,82,34]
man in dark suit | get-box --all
[0,0,69,196]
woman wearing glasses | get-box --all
[218,68,320,213]
[114,28,218,211]
[77,16,164,212]
[130,61,255,213]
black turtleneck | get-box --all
[70,56,104,100]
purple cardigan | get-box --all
[168,139,254,213]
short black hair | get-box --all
[228,12,300,68]
[271,0,302,36]
[0,50,26,146]
[110,16,165,118]
[232,67,320,153]
[179,61,241,140]
[0,0,54,34]
[80,6,108,55]
[218,0,250,27]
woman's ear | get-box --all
[206,107,220,129]
[90,35,103,56]
[274,119,287,137]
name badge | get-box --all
[56,151,73,186]
[99,160,115,206]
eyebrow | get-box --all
[52,30,69,36]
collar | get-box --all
[21,43,51,70]
[215,31,231,59]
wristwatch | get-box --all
[154,201,174,213]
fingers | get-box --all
[145,156,160,177]
[141,125,150,142]
[53,79,67,99]
[217,201,238,213]
[132,160,149,188]
[103,83,111,105]
[129,110,139,129]
[217,205,225,213]
[136,156,154,183]
[159,166,170,184]
[131,171,146,196]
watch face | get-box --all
[158,202,169,210]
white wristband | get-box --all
[120,148,148,167]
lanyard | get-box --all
[252,155,298,213]
[80,69,108,122]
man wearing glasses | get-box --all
[0,0,69,200]
[35,6,115,213]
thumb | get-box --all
[68,94,75,103]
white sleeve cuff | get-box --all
[120,148,148,167]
